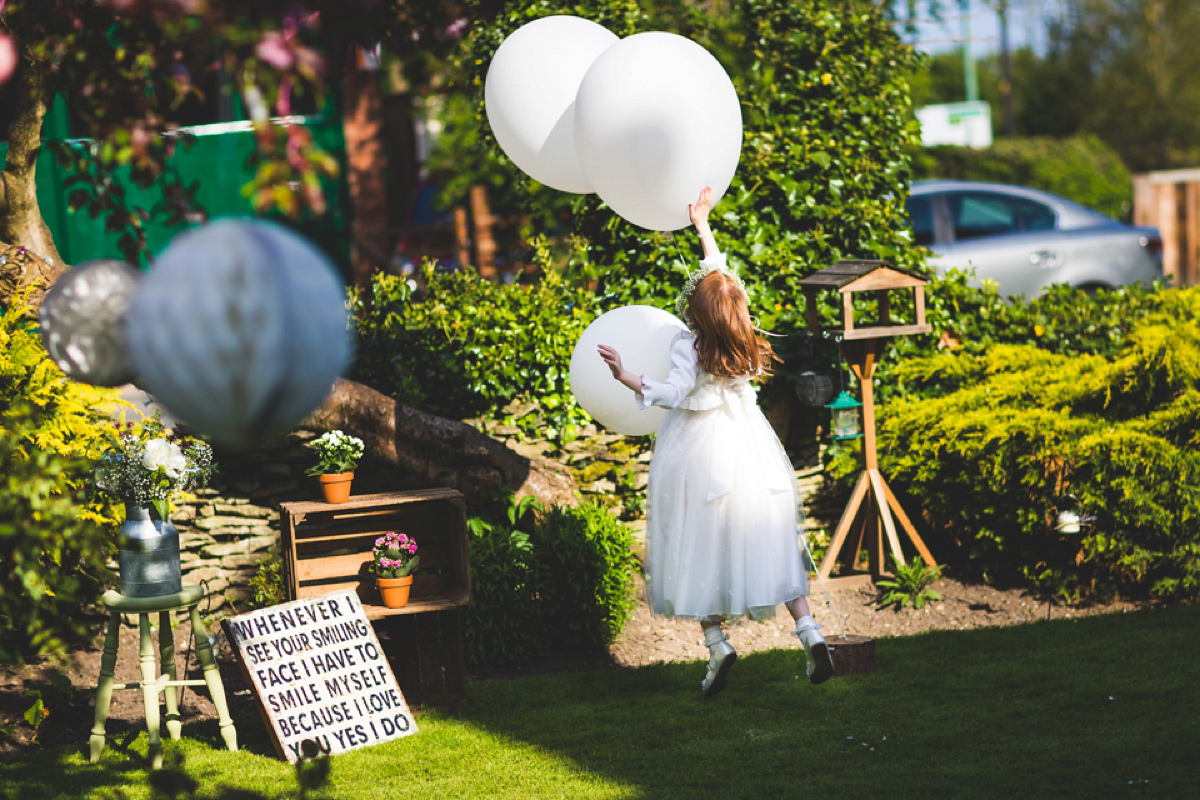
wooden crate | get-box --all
[278,489,470,619]
[374,610,467,708]
[278,489,471,706]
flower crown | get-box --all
[674,252,747,331]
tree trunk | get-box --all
[304,378,578,508]
[343,50,389,292]
[0,54,65,309]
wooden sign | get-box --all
[223,588,417,762]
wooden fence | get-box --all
[1133,168,1200,286]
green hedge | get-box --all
[911,135,1133,220]
[573,0,929,337]
[349,265,599,443]
[857,288,1200,602]
[430,0,928,402]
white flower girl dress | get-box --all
[638,329,809,621]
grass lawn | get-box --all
[1,604,1197,799]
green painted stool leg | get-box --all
[191,605,237,752]
[88,612,121,762]
[138,613,163,769]
[159,610,182,739]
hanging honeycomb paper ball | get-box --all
[125,219,351,448]
[39,258,142,387]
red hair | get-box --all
[688,272,776,379]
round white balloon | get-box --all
[485,15,618,193]
[126,219,351,449]
[574,31,743,231]
[569,305,687,436]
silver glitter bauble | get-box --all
[39,258,142,387]
[126,219,351,449]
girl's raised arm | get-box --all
[688,186,719,261]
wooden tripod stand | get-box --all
[797,259,938,590]
[817,339,937,589]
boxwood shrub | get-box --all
[349,266,598,443]
[0,294,125,662]
[461,497,637,668]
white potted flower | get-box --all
[305,429,365,503]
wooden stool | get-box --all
[89,584,237,767]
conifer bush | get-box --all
[0,295,125,662]
[862,288,1200,601]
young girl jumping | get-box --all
[598,186,833,697]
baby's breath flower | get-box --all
[93,415,216,518]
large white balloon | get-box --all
[574,31,743,231]
[126,219,351,449]
[570,305,687,436]
[485,15,618,193]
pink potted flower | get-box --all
[371,531,419,608]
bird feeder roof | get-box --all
[797,259,928,293]
[798,259,932,341]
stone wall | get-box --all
[172,490,278,607]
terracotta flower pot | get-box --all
[318,471,354,504]
[376,575,413,608]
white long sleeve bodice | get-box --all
[637,331,788,502]
[638,331,757,414]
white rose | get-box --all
[143,439,187,479]
[163,443,188,479]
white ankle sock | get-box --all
[793,615,819,634]
[703,626,727,648]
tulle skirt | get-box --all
[643,401,809,621]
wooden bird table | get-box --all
[799,260,939,590]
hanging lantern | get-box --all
[1054,494,1086,534]
[826,390,862,440]
[125,219,351,449]
[795,371,834,407]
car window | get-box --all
[947,191,1057,241]
[904,194,934,245]
[1020,199,1056,231]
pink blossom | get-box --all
[256,33,294,70]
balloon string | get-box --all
[668,234,691,276]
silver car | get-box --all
[906,180,1164,298]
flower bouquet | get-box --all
[94,416,216,520]
[93,415,215,596]
[372,531,419,608]
[306,430,365,503]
